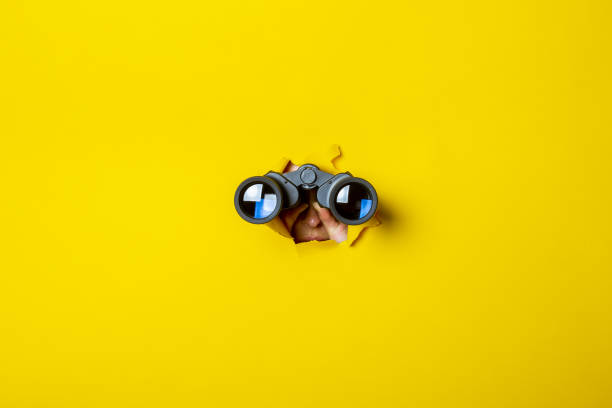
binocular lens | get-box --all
[238,183,278,219]
[334,182,374,221]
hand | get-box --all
[313,202,348,243]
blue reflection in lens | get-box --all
[335,182,373,221]
[241,183,278,219]
[359,199,373,219]
[253,193,277,219]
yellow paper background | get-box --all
[1,1,611,407]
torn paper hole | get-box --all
[265,145,382,246]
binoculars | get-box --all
[234,164,378,225]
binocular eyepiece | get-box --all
[234,164,378,225]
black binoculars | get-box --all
[234,164,378,225]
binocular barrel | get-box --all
[234,164,377,225]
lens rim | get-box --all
[329,177,378,225]
[234,176,283,224]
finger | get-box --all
[313,202,348,243]
[312,202,338,225]
[283,162,299,173]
